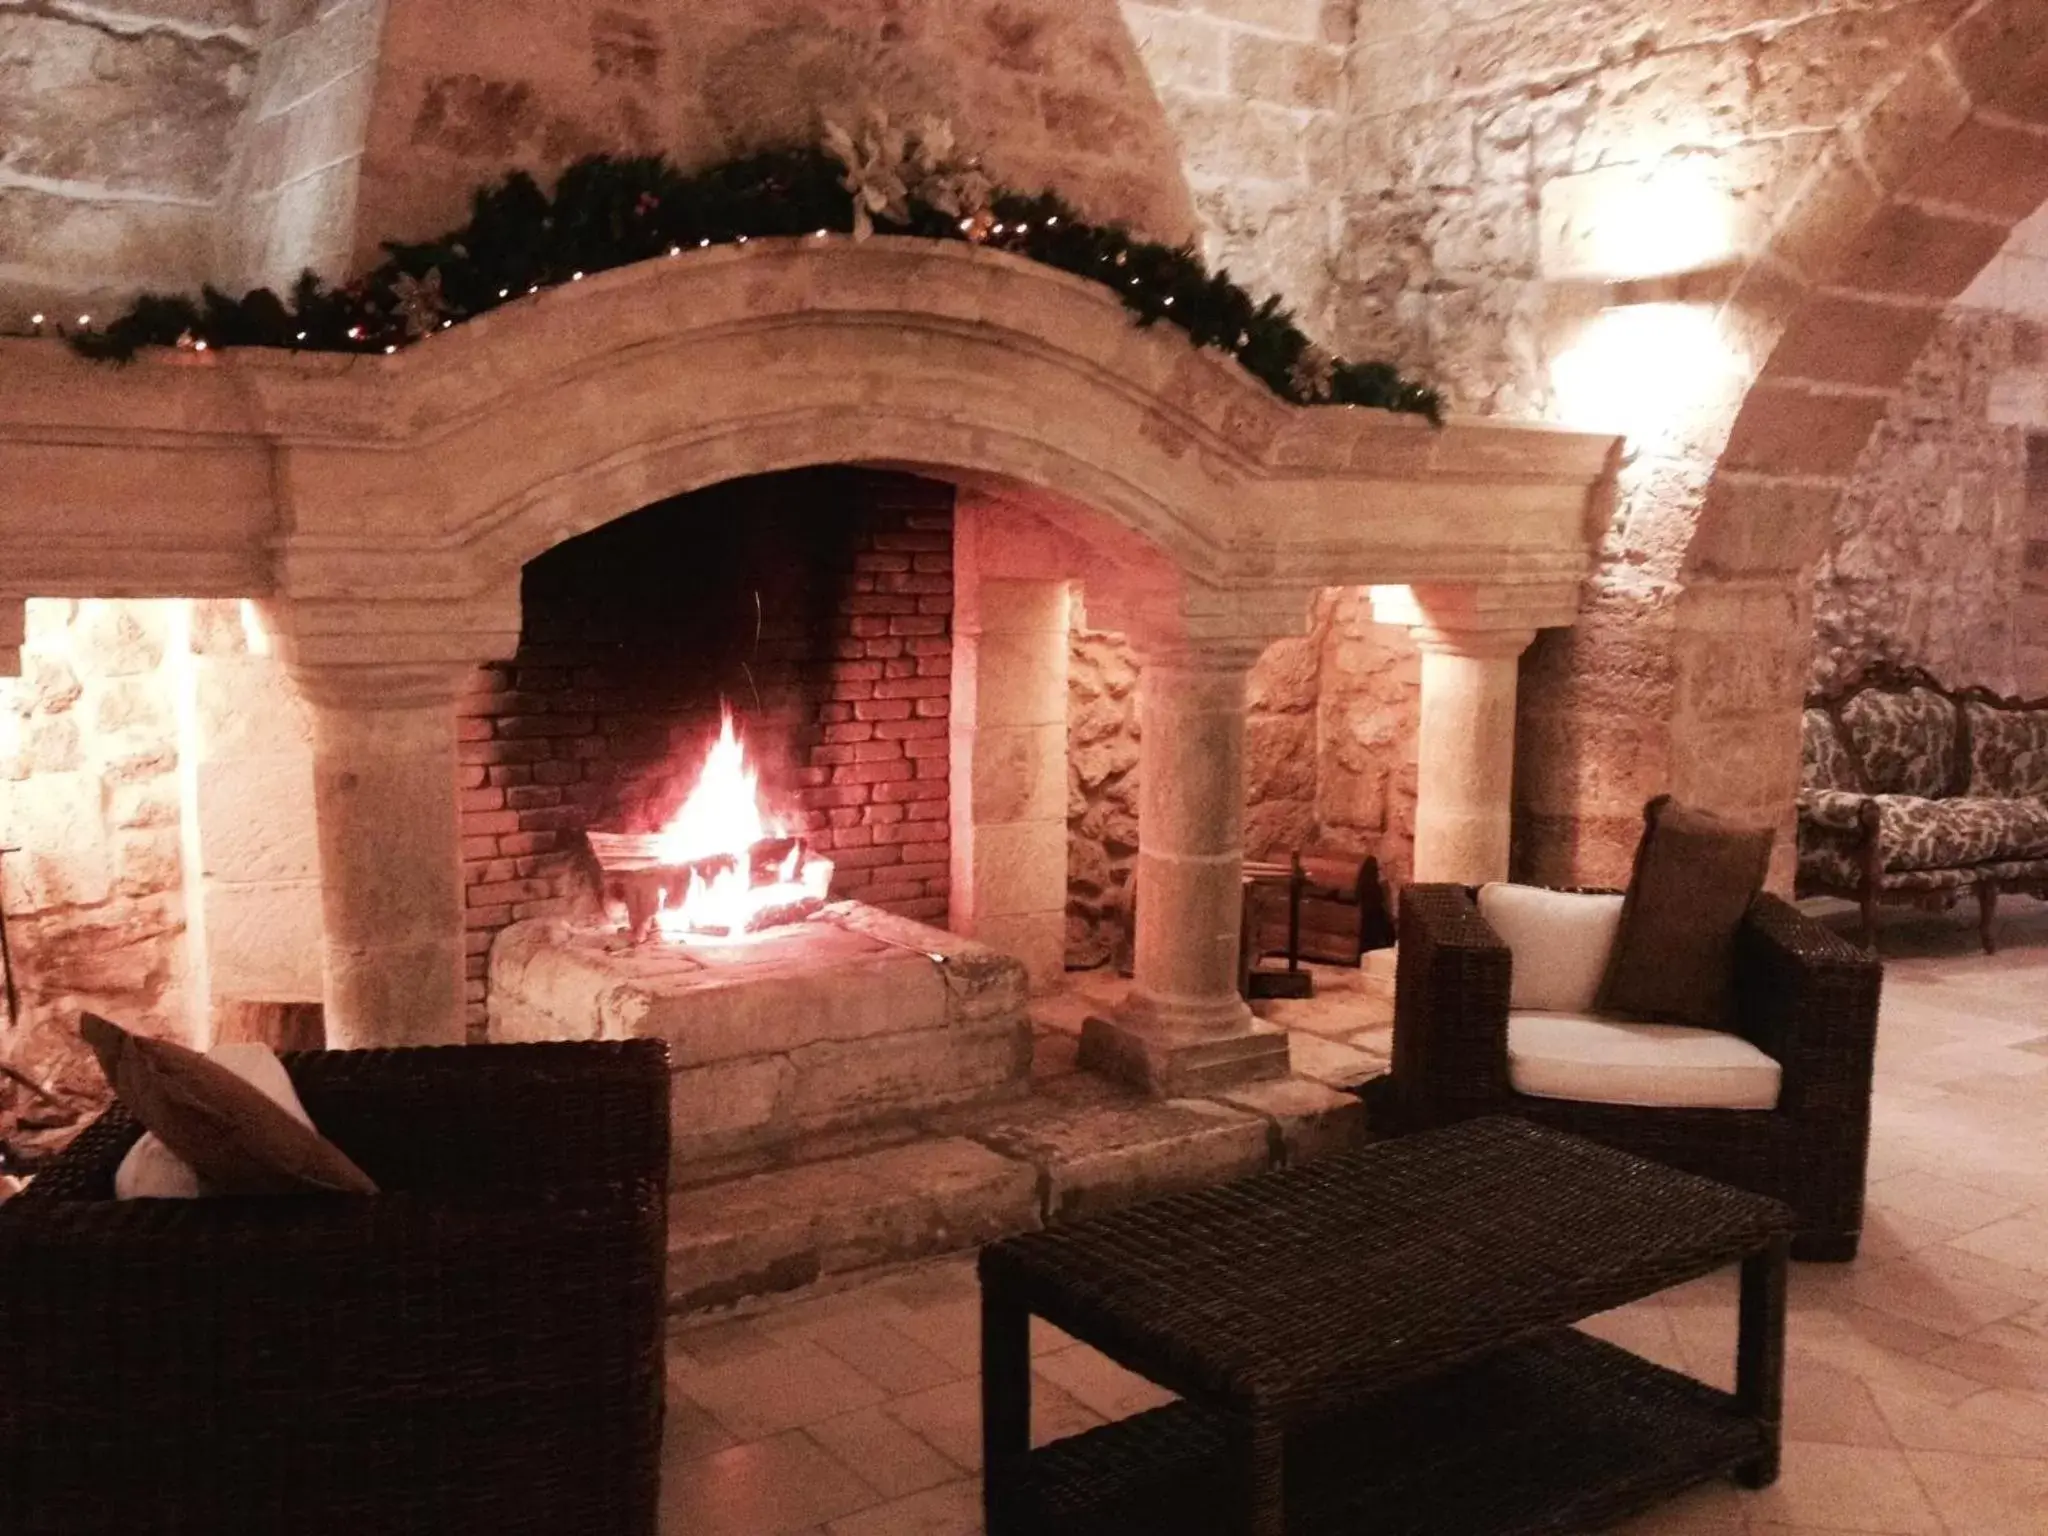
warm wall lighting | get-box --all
[238,598,273,657]
[1541,159,1741,284]
[1550,301,1739,449]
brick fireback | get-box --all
[457,467,954,1034]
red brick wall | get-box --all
[457,469,954,1036]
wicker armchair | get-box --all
[1365,887,1883,1262]
[0,1039,670,1536]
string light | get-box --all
[668,246,681,258]
[498,288,510,298]
[347,325,365,340]
[77,314,91,327]
[571,271,585,281]
[383,344,397,355]
[295,330,307,341]
[29,313,44,326]
[192,339,208,352]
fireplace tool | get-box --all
[1241,854,1317,1000]
[0,845,16,1028]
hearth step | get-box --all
[490,905,1035,1165]
[666,1072,1368,1314]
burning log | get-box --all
[583,829,829,943]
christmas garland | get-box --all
[63,117,1439,421]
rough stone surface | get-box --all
[490,904,1032,1162]
[666,1134,1041,1312]
[1065,588,1415,971]
[1064,612,1141,969]
[0,599,192,1164]
[1813,308,2041,695]
[941,1071,1273,1223]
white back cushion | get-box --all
[114,1042,314,1200]
[1507,1010,1782,1111]
[1477,884,1626,1013]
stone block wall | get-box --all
[0,599,193,1161]
[0,0,262,319]
[1813,309,2040,696]
[1340,0,1971,417]
[458,469,953,1037]
[1121,0,1354,339]
[353,0,1201,269]
[1309,589,1419,889]
[217,0,386,292]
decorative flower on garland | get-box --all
[391,268,448,339]
[1289,342,1337,404]
[823,110,994,241]
[51,132,1440,423]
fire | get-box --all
[651,705,832,939]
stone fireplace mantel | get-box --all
[0,235,1617,1087]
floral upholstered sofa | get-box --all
[1798,668,2048,951]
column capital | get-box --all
[267,585,521,675]
[1369,581,1578,650]
[1130,634,1273,673]
[286,659,478,712]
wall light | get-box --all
[1550,301,1740,450]
[1541,158,1744,285]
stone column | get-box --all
[1410,633,1533,884]
[1081,638,1289,1096]
[288,662,471,1048]
[950,577,1070,991]
[1372,585,1569,886]
[0,596,23,677]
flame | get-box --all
[651,705,832,939]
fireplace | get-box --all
[458,468,958,1033]
[0,234,1614,1112]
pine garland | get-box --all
[67,149,1440,422]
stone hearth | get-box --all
[490,903,1031,1164]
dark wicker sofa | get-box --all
[1365,887,1882,1262]
[1799,667,2048,951]
[0,1039,670,1536]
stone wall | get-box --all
[0,599,193,1162]
[1065,586,1418,969]
[1123,0,1354,339]
[1311,589,1420,890]
[352,0,1199,269]
[217,0,386,292]
[1813,308,2039,695]
[1341,0,1972,416]
[0,0,262,318]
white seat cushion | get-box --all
[1478,884,1625,1013]
[114,1042,315,1199]
[1506,1010,1782,1111]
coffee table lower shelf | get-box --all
[991,1329,1769,1536]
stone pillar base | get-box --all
[1079,1012,1291,1098]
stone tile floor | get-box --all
[662,899,2048,1534]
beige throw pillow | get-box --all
[1477,883,1626,1014]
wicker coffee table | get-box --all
[978,1117,1792,1536]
